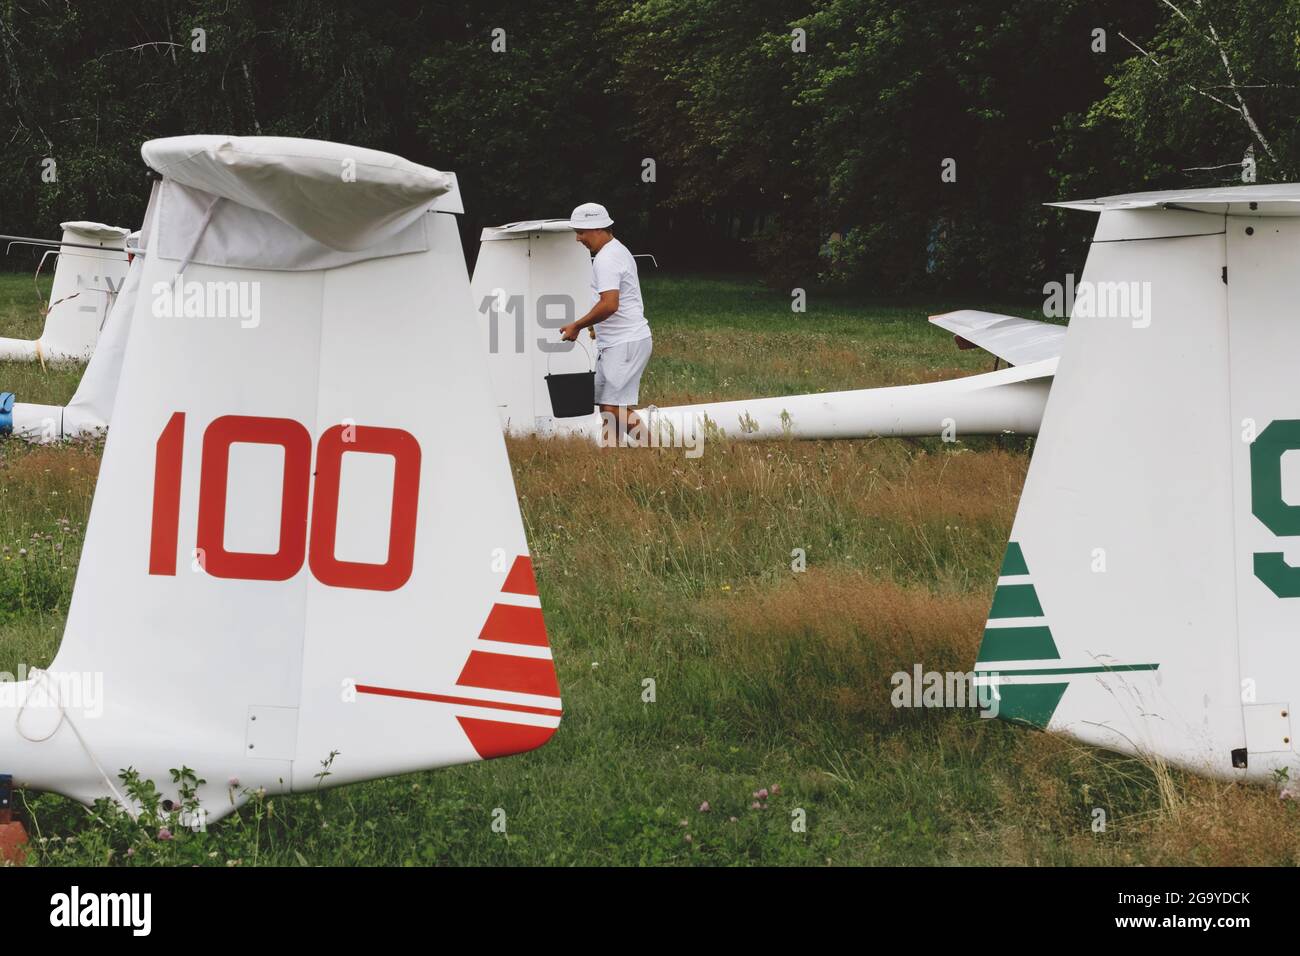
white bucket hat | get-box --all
[568,202,613,230]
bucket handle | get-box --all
[546,334,594,376]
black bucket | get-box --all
[545,338,596,418]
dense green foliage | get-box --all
[1,0,1295,293]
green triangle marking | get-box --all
[989,584,1044,618]
[976,625,1060,662]
[1000,541,1029,576]
[994,682,1068,729]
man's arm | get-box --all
[561,290,618,341]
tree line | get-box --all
[2,0,1296,297]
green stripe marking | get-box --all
[988,584,1043,618]
[975,663,1159,676]
[977,626,1059,662]
[1000,541,1029,576]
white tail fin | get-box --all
[979,190,1300,781]
[0,221,131,363]
[471,220,601,438]
[7,228,146,442]
[4,137,559,820]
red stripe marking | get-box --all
[356,684,561,717]
[457,716,557,759]
[478,603,548,646]
[502,555,538,595]
[456,651,560,698]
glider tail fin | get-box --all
[8,144,558,819]
[976,205,1291,780]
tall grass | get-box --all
[2,273,1297,866]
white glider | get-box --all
[3,136,560,821]
[468,218,1066,443]
[976,183,1300,783]
[0,221,131,363]
[4,230,143,441]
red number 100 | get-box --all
[149,413,421,591]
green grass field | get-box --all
[2,270,1298,866]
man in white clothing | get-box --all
[559,202,652,445]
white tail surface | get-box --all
[471,220,601,439]
[928,310,1066,367]
[0,221,131,362]
[979,190,1300,781]
[3,136,560,820]
[9,228,146,442]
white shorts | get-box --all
[594,336,652,406]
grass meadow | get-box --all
[1,269,1298,866]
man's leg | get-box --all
[596,339,652,446]
[598,404,645,446]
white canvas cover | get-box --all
[0,221,130,362]
[141,135,455,251]
[470,221,601,438]
[3,137,560,820]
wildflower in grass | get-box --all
[698,801,710,812]
[751,801,761,809]
[126,847,135,857]
[771,784,781,795]
[158,827,173,840]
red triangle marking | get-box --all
[457,715,558,759]
[478,603,548,646]
[457,650,560,698]
[502,555,538,595]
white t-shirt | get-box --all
[590,237,651,348]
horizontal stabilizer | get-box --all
[929,310,1065,367]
